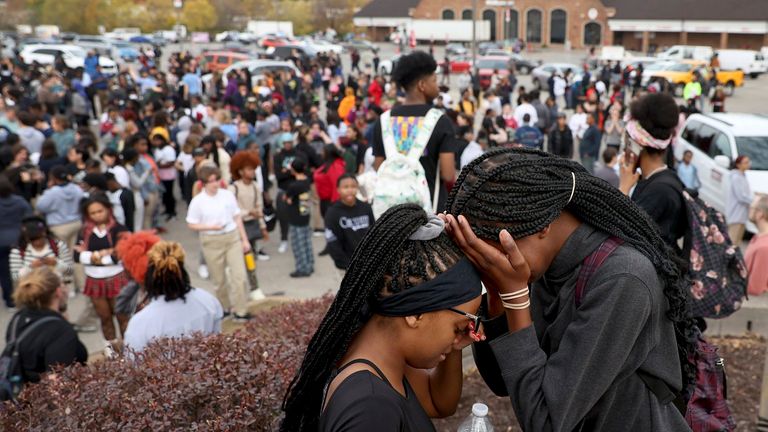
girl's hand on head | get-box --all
[445,214,531,296]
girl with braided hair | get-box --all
[282,204,484,432]
[443,147,697,431]
[123,241,222,355]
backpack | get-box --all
[372,108,442,219]
[575,237,736,432]
[18,238,59,261]
[0,316,61,402]
[681,190,748,318]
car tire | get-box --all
[726,81,735,96]
[533,78,541,90]
[519,66,530,75]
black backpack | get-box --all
[0,316,60,402]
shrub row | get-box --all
[0,295,333,431]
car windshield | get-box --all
[67,47,87,58]
[736,137,768,171]
[668,63,693,72]
[477,59,507,69]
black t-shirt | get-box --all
[324,199,374,269]
[372,104,457,212]
[631,169,687,253]
[285,178,312,226]
[319,371,435,432]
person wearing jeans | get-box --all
[186,165,253,321]
[0,175,33,307]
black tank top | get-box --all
[319,358,436,432]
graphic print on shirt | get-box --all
[298,191,311,217]
[389,116,426,156]
[282,156,296,171]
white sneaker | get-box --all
[198,264,209,279]
[312,231,323,238]
[250,289,266,301]
[257,250,270,261]
[278,241,288,254]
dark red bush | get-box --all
[0,295,333,431]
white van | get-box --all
[657,45,713,62]
[715,49,767,78]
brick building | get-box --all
[354,0,768,51]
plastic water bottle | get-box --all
[457,403,494,432]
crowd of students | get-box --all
[0,38,764,430]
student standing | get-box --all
[726,156,753,245]
[151,133,177,222]
[0,175,33,308]
[579,115,601,174]
[284,158,314,278]
[324,175,374,270]
[676,150,701,192]
[372,51,457,213]
[186,165,252,321]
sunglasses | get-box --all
[447,308,482,339]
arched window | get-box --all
[462,9,473,20]
[526,9,542,43]
[442,9,455,20]
[550,9,566,44]
[482,9,497,41]
[584,22,602,46]
[504,9,519,40]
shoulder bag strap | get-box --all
[379,110,396,159]
[574,237,624,307]
[12,316,61,346]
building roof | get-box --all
[354,0,421,18]
[603,0,768,21]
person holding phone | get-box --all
[618,93,687,254]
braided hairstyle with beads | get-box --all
[281,204,464,431]
[446,147,697,390]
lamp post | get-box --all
[471,0,477,76]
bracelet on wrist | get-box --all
[500,286,531,311]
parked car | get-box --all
[258,35,290,48]
[673,113,768,233]
[202,59,302,88]
[715,49,767,78]
[267,44,317,60]
[306,39,344,54]
[20,44,118,73]
[445,43,467,57]
[482,51,537,74]
[648,60,744,96]
[343,39,378,53]
[197,51,250,73]
[478,42,502,56]
[657,45,714,62]
[438,55,473,74]
[531,63,581,90]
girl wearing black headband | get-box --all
[282,204,483,432]
[444,147,696,431]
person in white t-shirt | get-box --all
[568,103,589,141]
[123,240,223,355]
[513,94,538,128]
[186,165,253,321]
[101,148,130,189]
[151,133,178,221]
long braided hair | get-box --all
[281,204,464,431]
[145,241,192,302]
[446,147,697,390]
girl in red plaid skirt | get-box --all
[73,193,130,343]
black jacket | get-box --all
[5,309,87,383]
[549,127,574,159]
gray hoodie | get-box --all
[35,182,85,226]
[473,224,690,432]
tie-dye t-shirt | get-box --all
[371,104,458,212]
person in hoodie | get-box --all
[0,174,33,308]
[323,174,374,270]
[35,166,86,263]
[17,111,45,156]
[175,115,193,149]
[313,144,346,218]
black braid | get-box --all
[447,147,697,391]
[281,204,464,431]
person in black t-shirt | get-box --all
[324,174,374,270]
[618,94,686,254]
[284,158,314,278]
[372,51,457,212]
[282,205,482,432]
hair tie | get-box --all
[567,172,576,205]
[409,214,444,241]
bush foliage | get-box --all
[0,296,333,431]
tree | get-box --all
[180,0,218,31]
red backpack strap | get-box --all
[574,236,625,307]
[49,238,59,257]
